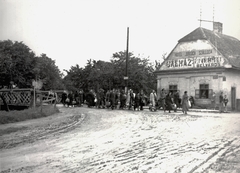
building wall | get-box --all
[222,70,240,110]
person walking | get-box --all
[211,92,216,110]
[160,89,166,112]
[74,91,80,106]
[105,90,110,108]
[166,92,173,113]
[126,89,134,110]
[149,90,157,111]
[119,89,126,109]
[139,90,145,111]
[223,94,229,112]
[109,89,116,110]
[67,91,74,107]
[61,90,67,107]
[219,92,224,113]
[173,91,180,108]
[85,89,95,107]
[134,93,140,111]
[98,88,105,108]
[181,91,189,114]
[79,89,84,106]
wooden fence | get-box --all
[0,89,64,107]
[0,89,32,106]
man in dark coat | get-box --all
[139,90,145,111]
[67,91,74,107]
[109,89,117,110]
[173,91,180,108]
[219,92,224,113]
[61,91,67,107]
[120,89,126,109]
[97,88,105,108]
[165,92,173,113]
[160,89,166,112]
[134,93,141,111]
[85,90,95,107]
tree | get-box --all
[155,52,167,70]
[35,54,64,90]
[0,40,63,90]
[111,51,157,94]
[0,40,36,88]
[63,51,157,95]
[64,59,114,92]
[63,64,84,92]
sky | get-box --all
[1,0,240,74]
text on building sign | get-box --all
[166,56,223,68]
[175,49,213,57]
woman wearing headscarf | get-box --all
[181,91,189,114]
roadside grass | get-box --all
[0,105,60,124]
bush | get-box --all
[0,105,60,124]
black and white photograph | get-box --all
[0,0,240,172]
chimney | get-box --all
[213,22,223,34]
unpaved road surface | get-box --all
[0,106,240,173]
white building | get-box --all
[155,24,240,111]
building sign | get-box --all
[166,56,224,69]
[174,49,212,57]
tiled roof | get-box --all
[178,27,240,68]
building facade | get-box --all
[155,26,240,110]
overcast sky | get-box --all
[1,0,240,73]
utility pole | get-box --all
[124,27,129,93]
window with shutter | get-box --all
[199,84,209,98]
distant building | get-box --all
[155,23,240,110]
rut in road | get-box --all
[0,110,85,149]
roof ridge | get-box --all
[178,27,208,43]
[201,27,240,42]
[199,27,207,39]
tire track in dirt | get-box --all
[0,112,86,150]
[189,138,237,173]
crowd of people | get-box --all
[149,89,191,114]
[62,88,148,111]
[61,88,194,114]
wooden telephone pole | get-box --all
[124,27,129,93]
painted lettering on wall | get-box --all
[174,49,213,57]
[185,51,196,56]
[199,49,212,55]
[166,56,223,68]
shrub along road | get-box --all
[0,106,240,173]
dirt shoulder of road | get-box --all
[0,106,86,149]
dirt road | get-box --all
[0,106,240,173]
